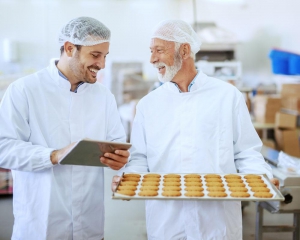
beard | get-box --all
[69,51,98,84]
[154,51,182,83]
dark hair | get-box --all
[60,44,82,56]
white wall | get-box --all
[0,0,180,78]
[0,0,300,87]
[179,0,300,87]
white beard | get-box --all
[154,54,182,83]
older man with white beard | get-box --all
[112,20,278,240]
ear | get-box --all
[64,42,76,57]
[180,43,191,60]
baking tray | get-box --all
[112,172,284,201]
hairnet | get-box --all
[151,20,201,54]
[58,17,110,47]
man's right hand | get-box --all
[111,175,122,192]
[50,142,77,165]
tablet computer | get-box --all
[60,139,132,167]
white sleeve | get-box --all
[233,93,273,179]
[120,103,149,175]
[0,83,55,172]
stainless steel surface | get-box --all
[261,145,300,211]
[256,146,300,239]
[255,202,300,240]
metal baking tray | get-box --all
[112,172,285,201]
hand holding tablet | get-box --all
[59,139,131,168]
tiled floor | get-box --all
[0,169,296,240]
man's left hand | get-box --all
[100,150,129,170]
[270,178,280,189]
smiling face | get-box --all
[150,38,182,83]
[69,42,109,84]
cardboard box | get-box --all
[253,95,281,123]
[281,97,300,113]
[275,112,297,129]
[281,84,300,98]
[275,129,300,158]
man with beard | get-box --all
[112,20,278,240]
[0,17,129,240]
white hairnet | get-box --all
[58,17,110,47]
[151,20,201,54]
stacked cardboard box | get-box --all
[253,95,281,123]
[281,84,300,112]
[274,112,300,158]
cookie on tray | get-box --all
[205,182,224,187]
[143,173,161,179]
[244,174,262,179]
[117,189,136,196]
[163,186,181,191]
[225,178,243,183]
[120,181,139,186]
[141,181,160,187]
[224,174,241,179]
[143,177,160,182]
[204,174,221,179]
[117,185,137,191]
[205,178,223,183]
[184,186,204,192]
[206,187,225,192]
[163,181,181,187]
[164,174,181,178]
[208,192,227,197]
[227,182,246,188]
[184,182,203,187]
[253,192,273,198]
[230,192,250,198]
[163,177,181,182]
[184,178,202,182]
[138,190,158,197]
[162,191,181,197]
[123,173,141,179]
[140,186,159,191]
[248,182,267,188]
[251,187,270,192]
[245,178,264,183]
[185,191,204,197]
[229,187,248,192]
[122,177,140,182]
[184,174,201,179]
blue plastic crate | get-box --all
[289,55,300,74]
[269,49,300,75]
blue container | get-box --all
[269,49,300,75]
[289,55,300,74]
[269,49,290,75]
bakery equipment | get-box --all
[256,146,300,240]
[113,172,283,201]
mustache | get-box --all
[89,65,101,70]
[153,62,166,68]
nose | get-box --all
[150,52,158,64]
[97,57,105,69]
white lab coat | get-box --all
[0,60,126,240]
[124,71,273,240]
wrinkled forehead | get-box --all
[150,38,175,50]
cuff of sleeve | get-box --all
[41,148,56,168]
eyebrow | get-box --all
[91,51,109,55]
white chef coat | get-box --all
[0,60,126,240]
[124,71,273,240]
